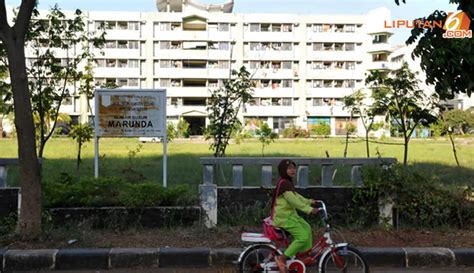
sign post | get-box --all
[94,89,167,187]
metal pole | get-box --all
[163,135,167,187]
[94,136,99,178]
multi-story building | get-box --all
[5,0,396,136]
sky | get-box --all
[5,0,456,45]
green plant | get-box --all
[176,118,190,138]
[310,124,330,137]
[69,123,93,172]
[351,164,474,228]
[166,122,177,142]
[255,123,278,156]
[206,66,255,157]
[283,126,309,138]
[42,176,196,208]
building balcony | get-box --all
[155,30,210,41]
[243,105,296,116]
[306,105,350,117]
[95,67,141,78]
[249,68,295,79]
[306,69,365,80]
[96,48,142,59]
[305,88,355,98]
[306,32,364,43]
[165,87,210,97]
[243,32,296,42]
[154,49,210,59]
[252,87,296,98]
[367,43,392,53]
[306,51,363,61]
[245,50,298,60]
[367,61,391,71]
[103,29,142,40]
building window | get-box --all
[117,21,128,30]
[250,23,259,32]
[128,78,139,86]
[313,43,323,51]
[219,42,229,50]
[322,24,331,32]
[282,98,292,106]
[160,60,171,68]
[160,22,171,31]
[129,22,139,30]
[129,59,139,68]
[323,80,333,88]
[282,61,292,69]
[160,79,170,87]
[345,24,356,32]
[106,59,116,67]
[117,59,128,68]
[282,43,292,51]
[334,24,344,32]
[95,59,106,67]
[160,41,171,49]
[282,79,292,88]
[105,21,116,30]
[312,80,322,88]
[118,40,128,49]
[313,24,323,32]
[346,62,356,70]
[282,24,292,32]
[313,98,323,106]
[345,80,355,88]
[129,41,139,49]
[345,43,355,51]
[373,34,388,44]
[105,41,116,48]
[218,23,229,31]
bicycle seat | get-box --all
[241,232,271,243]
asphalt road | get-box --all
[24,267,474,273]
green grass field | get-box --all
[1,137,473,190]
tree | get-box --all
[26,6,105,158]
[255,123,278,156]
[343,89,385,157]
[0,46,10,137]
[366,62,438,166]
[396,0,474,99]
[69,123,93,172]
[442,109,474,135]
[0,0,41,238]
[206,66,255,157]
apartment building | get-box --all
[14,0,395,136]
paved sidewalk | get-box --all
[1,247,474,271]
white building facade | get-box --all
[17,0,396,136]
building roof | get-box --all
[156,0,234,13]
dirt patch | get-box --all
[2,226,474,250]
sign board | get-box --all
[93,89,168,187]
[95,89,166,137]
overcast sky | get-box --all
[5,0,456,45]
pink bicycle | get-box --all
[238,200,369,273]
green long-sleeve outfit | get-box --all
[273,187,313,258]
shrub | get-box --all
[310,124,331,136]
[282,126,309,138]
[350,164,474,228]
[42,176,196,208]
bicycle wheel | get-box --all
[320,245,369,273]
[239,244,278,273]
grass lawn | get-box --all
[0,137,473,190]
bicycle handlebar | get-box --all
[313,200,328,220]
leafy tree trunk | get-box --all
[403,133,409,166]
[0,0,42,237]
[365,130,370,158]
[77,140,82,171]
[447,130,460,167]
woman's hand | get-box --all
[311,199,320,206]
[311,207,320,214]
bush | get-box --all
[310,124,331,136]
[42,176,196,208]
[282,126,309,138]
[350,165,474,228]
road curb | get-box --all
[0,247,472,271]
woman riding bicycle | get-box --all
[273,159,319,273]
